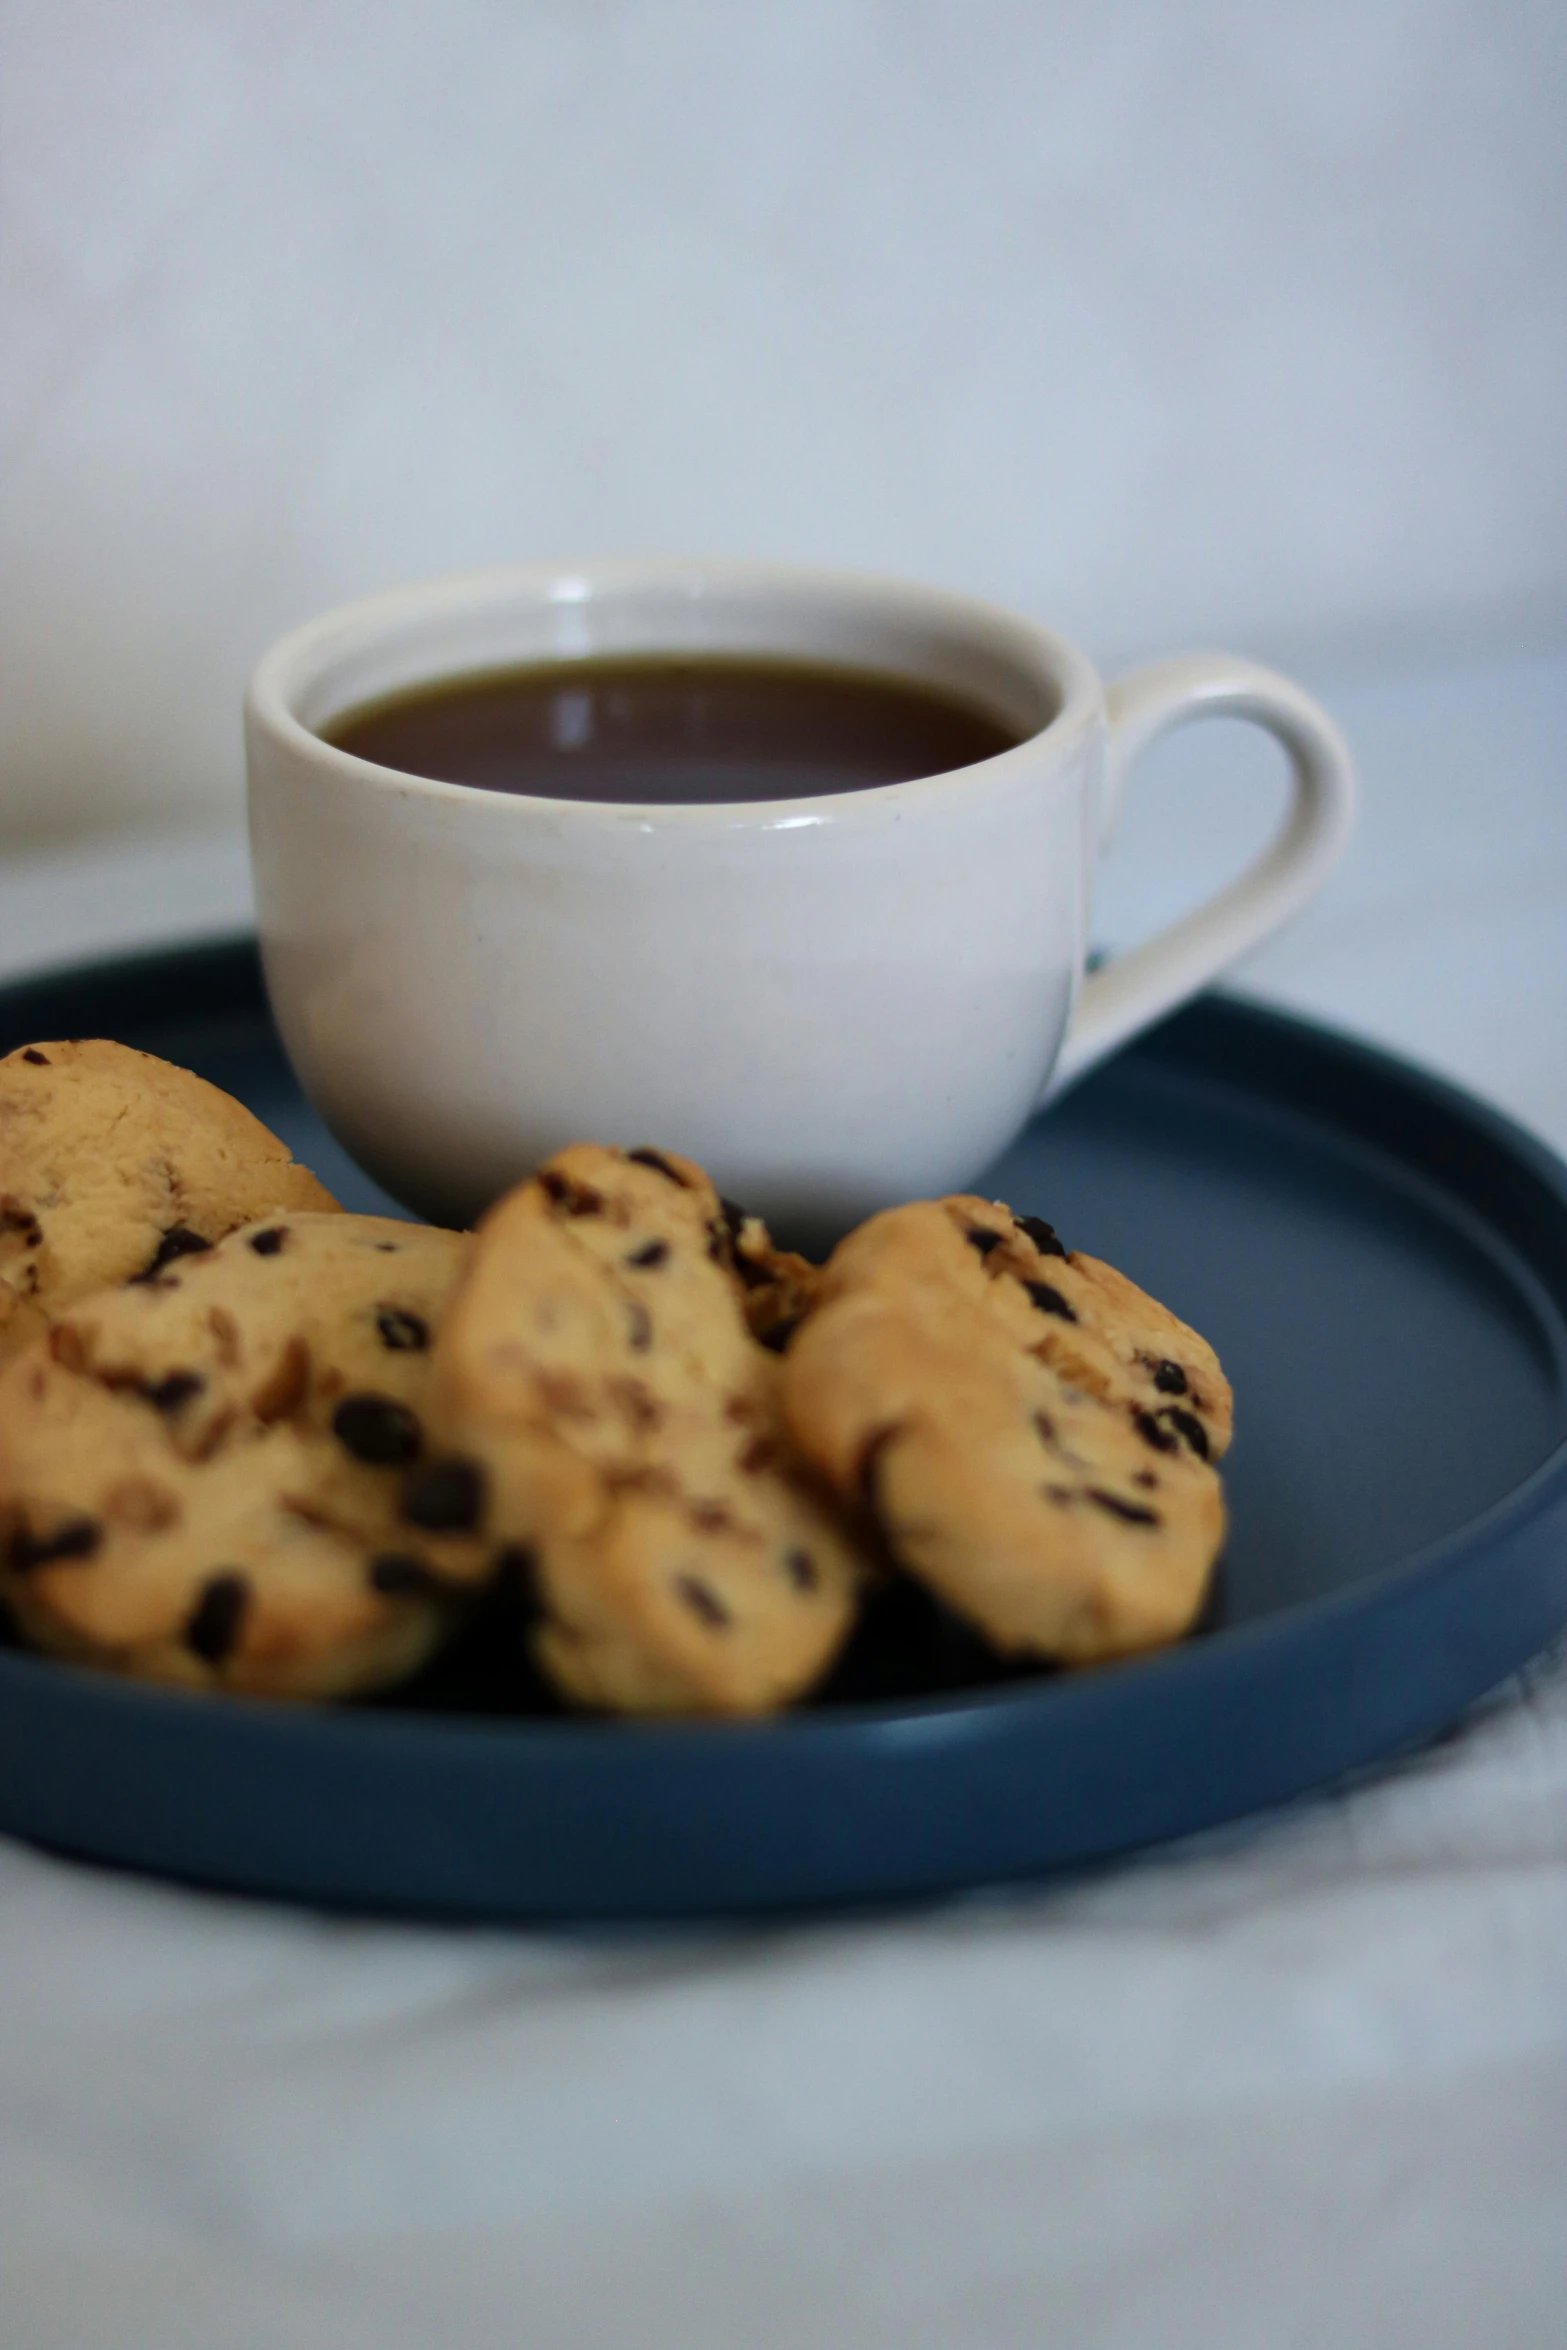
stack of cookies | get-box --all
[0,1039,1231,1714]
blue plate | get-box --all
[1,940,1564,1919]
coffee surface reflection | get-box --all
[326,655,1021,805]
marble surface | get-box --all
[4,0,1566,841]
[0,647,1564,2347]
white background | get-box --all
[3,0,1565,845]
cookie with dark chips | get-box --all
[425,1143,866,1716]
[935,1195,1232,1463]
[0,1213,490,1698]
[0,1038,340,1361]
[781,1197,1230,1665]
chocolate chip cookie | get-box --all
[781,1197,1230,1665]
[0,1213,491,1698]
[424,1144,865,1715]
[932,1194,1232,1462]
[0,1038,340,1361]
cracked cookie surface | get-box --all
[0,1038,339,1361]
[0,1213,490,1698]
[426,1144,865,1716]
[781,1196,1230,1665]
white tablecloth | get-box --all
[2,652,1565,2349]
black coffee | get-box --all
[325,655,1021,804]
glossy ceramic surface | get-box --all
[1,942,1562,1920]
[246,562,1354,1235]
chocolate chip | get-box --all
[131,1226,212,1282]
[719,1197,749,1236]
[1162,1406,1210,1461]
[404,1456,485,1531]
[248,1226,287,1257]
[966,1227,1004,1257]
[332,1392,422,1465]
[369,1552,442,1597]
[1133,1470,1158,1490]
[495,1543,545,1621]
[185,1571,249,1663]
[540,1169,603,1216]
[144,1369,205,1415]
[1033,1410,1056,1443]
[785,1547,818,1591]
[676,1573,730,1628]
[376,1306,429,1352]
[1087,1489,1161,1526]
[627,1148,687,1187]
[1023,1280,1077,1322]
[1133,1409,1178,1453]
[21,1048,49,1065]
[731,1251,773,1290]
[1015,1214,1067,1258]
[0,1205,43,1244]
[9,1515,101,1572]
[1154,1359,1188,1396]
[626,1301,653,1352]
[626,1239,669,1269]
[758,1315,802,1355]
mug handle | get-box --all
[1042,653,1357,1101]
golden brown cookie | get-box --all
[933,1195,1232,1461]
[0,1039,339,1361]
[423,1144,866,1716]
[781,1197,1229,1666]
[0,1213,490,1699]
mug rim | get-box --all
[245,557,1104,829]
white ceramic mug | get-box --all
[246,561,1355,1236]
